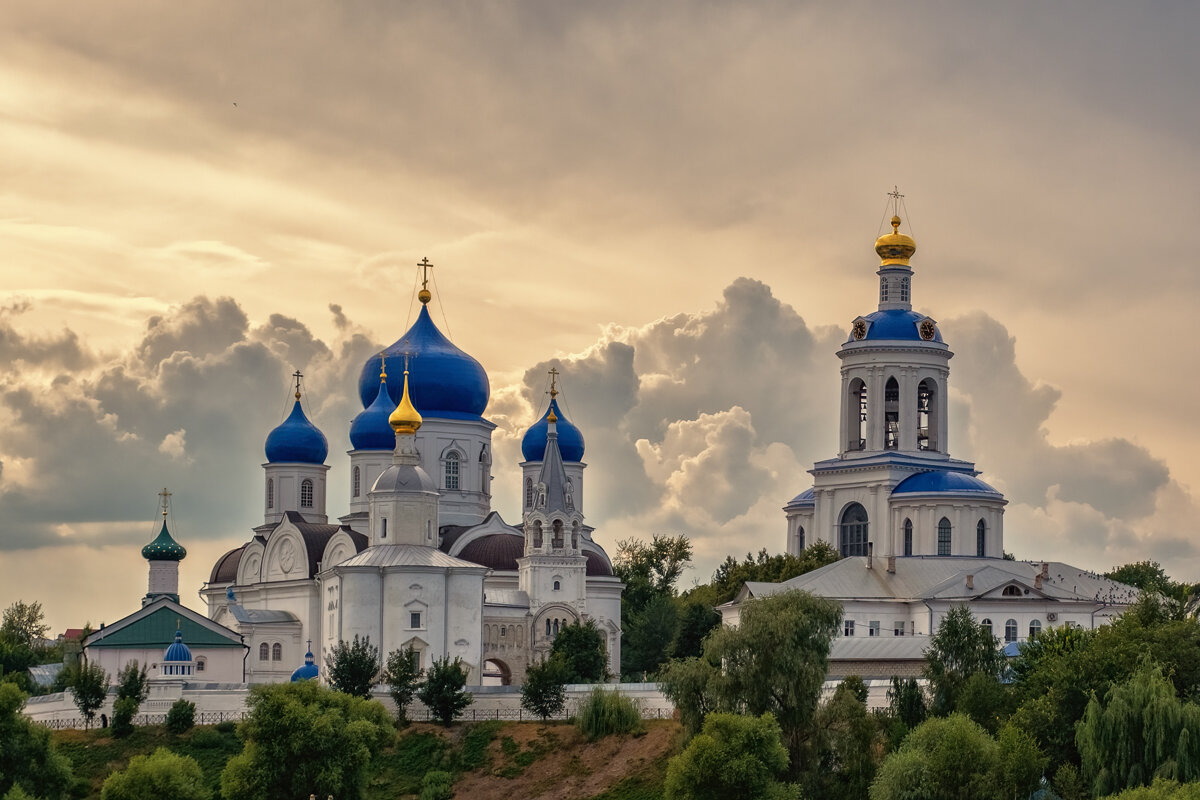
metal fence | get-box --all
[34,709,247,730]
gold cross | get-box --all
[418,257,433,292]
[548,367,559,399]
[292,369,304,400]
[887,186,905,216]
[159,487,171,518]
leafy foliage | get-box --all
[809,679,878,799]
[416,656,472,726]
[112,662,150,738]
[550,619,608,683]
[923,604,1003,715]
[699,543,842,606]
[101,747,211,800]
[0,601,51,694]
[417,769,454,800]
[614,534,692,679]
[1,602,48,648]
[665,712,799,800]
[166,698,196,734]
[576,687,642,741]
[219,680,393,800]
[327,634,380,698]
[382,645,421,724]
[1105,780,1200,799]
[0,682,73,800]
[520,654,568,720]
[69,660,109,730]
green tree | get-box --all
[923,604,1003,715]
[811,679,879,800]
[69,660,108,730]
[665,712,800,800]
[0,682,73,800]
[381,645,421,724]
[614,534,693,678]
[701,543,842,606]
[955,671,1013,734]
[0,602,49,648]
[111,662,149,738]
[888,676,927,731]
[550,619,608,683]
[1105,780,1200,799]
[101,747,211,800]
[165,698,196,733]
[417,656,472,726]
[869,714,1000,800]
[219,680,392,800]
[520,654,568,720]
[993,723,1048,800]
[621,594,678,678]
[658,653,720,737]
[326,634,380,698]
[669,598,721,660]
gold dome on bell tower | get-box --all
[875,215,917,266]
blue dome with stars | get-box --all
[521,399,585,462]
[163,630,192,663]
[265,400,328,464]
[290,648,319,681]
[349,378,397,451]
[358,305,489,419]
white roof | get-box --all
[335,544,486,571]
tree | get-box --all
[521,655,568,720]
[619,594,678,678]
[550,619,608,683]
[701,543,841,606]
[165,698,196,734]
[0,682,73,800]
[112,662,150,737]
[810,679,879,800]
[658,653,720,737]
[69,660,108,730]
[923,604,1003,715]
[888,676,927,731]
[669,598,721,660]
[219,681,392,800]
[417,656,472,726]
[665,713,800,800]
[614,534,693,678]
[1,602,48,648]
[101,747,211,800]
[326,634,380,698]
[382,645,421,724]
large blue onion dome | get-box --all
[846,309,944,345]
[522,399,585,462]
[892,470,1002,496]
[141,520,187,562]
[265,400,329,464]
[291,648,319,682]
[163,630,192,662]
[357,305,489,419]
[349,377,397,451]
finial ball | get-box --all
[418,289,432,304]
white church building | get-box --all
[201,273,624,686]
[721,214,1138,677]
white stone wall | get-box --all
[86,646,245,684]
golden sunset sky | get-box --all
[2,2,1198,632]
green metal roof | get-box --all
[90,606,241,649]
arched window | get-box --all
[532,521,543,549]
[300,479,314,508]
[259,642,269,661]
[937,517,952,556]
[545,619,551,636]
[1029,619,1042,638]
[1003,585,1022,597]
[381,518,388,539]
[267,478,274,509]
[981,618,992,637]
[352,466,361,498]
[552,519,564,549]
[884,377,900,450]
[903,518,913,556]
[553,580,561,591]
[445,452,461,490]
[571,522,579,550]
[848,379,867,451]
[525,478,533,508]
[797,526,805,551]
[839,503,869,557]
[196,657,206,672]
[272,643,283,661]
[1004,619,1018,643]
[976,519,986,557]
[552,619,559,636]
[918,379,937,451]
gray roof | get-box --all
[334,544,486,571]
[228,606,299,624]
[742,557,1139,605]
[830,635,930,662]
[537,423,574,515]
[484,589,531,608]
[28,662,65,687]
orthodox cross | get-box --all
[379,353,387,381]
[887,186,905,215]
[548,367,559,399]
[159,487,171,518]
[418,257,433,293]
[402,348,414,374]
[292,369,304,400]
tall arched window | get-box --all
[545,619,551,636]
[976,519,986,557]
[352,466,361,498]
[917,379,937,451]
[1029,619,1042,638]
[937,517,952,556]
[552,619,559,636]
[903,518,913,556]
[272,642,283,661]
[980,618,992,637]
[848,379,867,451]
[884,377,900,450]
[839,503,869,557]
[259,642,269,661]
[1004,619,1018,643]
[797,526,805,551]
[552,519,564,548]
[445,452,460,490]
[300,479,314,508]
[525,478,533,508]
[267,478,274,509]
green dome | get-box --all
[141,520,187,562]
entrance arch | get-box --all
[482,658,512,686]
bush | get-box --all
[665,712,800,800]
[327,634,380,698]
[418,769,455,800]
[165,698,196,734]
[576,687,642,741]
[521,655,568,720]
[111,696,138,738]
[0,682,73,800]
[190,727,222,749]
[101,748,210,800]
[417,656,472,726]
[213,720,236,734]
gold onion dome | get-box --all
[389,369,423,434]
[875,215,917,266]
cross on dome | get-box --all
[418,257,433,304]
[159,487,171,518]
[292,369,304,401]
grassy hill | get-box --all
[50,718,680,800]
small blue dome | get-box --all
[290,649,319,682]
[786,487,815,507]
[847,309,944,344]
[358,305,489,418]
[892,471,1001,496]
[349,379,397,451]
[265,400,329,464]
[163,630,192,662]
[521,399,585,462]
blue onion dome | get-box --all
[522,398,585,462]
[142,520,187,561]
[291,649,319,682]
[349,376,398,450]
[357,305,489,419]
[265,400,329,463]
[846,309,944,344]
[163,630,192,662]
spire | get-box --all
[535,411,575,515]
[388,357,423,436]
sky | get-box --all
[1,2,1198,634]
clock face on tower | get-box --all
[852,320,867,340]
[918,319,937,341]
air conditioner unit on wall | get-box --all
[1046,612,1058,622]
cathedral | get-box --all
[200,272,623,686]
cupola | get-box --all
[265,378,328,464]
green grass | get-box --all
[365,729,448,799]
